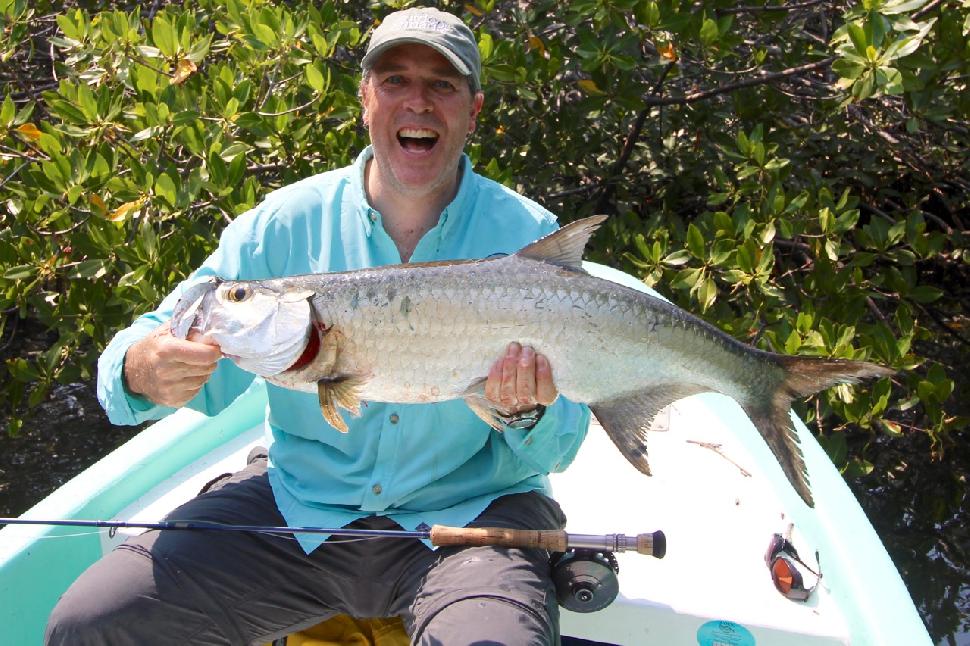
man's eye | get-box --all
[384,75,405,86]
[433,80,456,91]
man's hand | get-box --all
[123,322,222,408]
[485,342,557,415]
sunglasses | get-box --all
[765,533,821,601]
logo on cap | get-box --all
[402,15,449,33]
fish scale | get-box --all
[172,215,894,507]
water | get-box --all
[1,380,966,643]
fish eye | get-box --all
[225,285,251,303]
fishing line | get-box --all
[6,529,106,540]
[0,526,392,545]
[0,518,667,559]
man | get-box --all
[46,7,590,645]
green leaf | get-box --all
[909,285,942,303]
[252,22,278,48]
[736,129,750,154]
[3,264,35,280]
[154,173,177,207]
[877,67,904,94]
[56,13,82,41]
[672,267,703,290]
[700,17,718,46]
[663,249,692,266]
[479,32,494,62]
[882,34,920,61]
[852,72,875,100]
[0,94,13,126]
[832,58,867,80]
[686,223,705,258]
[848,23,869,55]
[697,276,717,311]
[881,0,929,15]
[7,357,40,382]
[137,45,162,59]
[71,259,108,279]
[761,220,776,244]
[305,63,324,92]
[151,14,178,58]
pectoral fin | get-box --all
[317,375,366,433]
[591,384,708,476]
[461,378,510,430]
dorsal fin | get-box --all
[516,214,608,269]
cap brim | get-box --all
[362,37,473,79]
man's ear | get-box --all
[468,91,484,134]
[359,82,371,126]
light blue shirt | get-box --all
[98,147,591,553]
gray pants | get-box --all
[45,458,566,645]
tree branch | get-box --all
[718,0,828,14]
[594,62,675,212]
[642,57,837,106]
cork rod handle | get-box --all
[429,526,569,552]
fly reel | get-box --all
[550,549,620,613]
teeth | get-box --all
[398,128,438,139]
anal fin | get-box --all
[318,375,367,433]
[591,384,708,476]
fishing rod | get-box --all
[0,517,665,557]
[2,517,665,612]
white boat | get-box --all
[0,263,930,645]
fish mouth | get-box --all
[171,278,219,339]
[397,127,439,153]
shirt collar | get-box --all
[352,147,377,236]
[351,146,477,241]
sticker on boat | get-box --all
[696,619,756,646]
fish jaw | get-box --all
[182,280,315,377]
[171,278,220,340]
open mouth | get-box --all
[397,127,439,153]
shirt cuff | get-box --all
[502,398,589,473]
[96,329,174,425]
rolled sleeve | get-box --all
[502,397,590,474]
[95,207,271,426]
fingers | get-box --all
[124,322,222,407]
[534,353,557,406]
[162,333,223,366]
[484,342,558,414]
[515,346,537,408]
[500,343,521,408]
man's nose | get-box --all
[402,83,434,113]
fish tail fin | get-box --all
[775,356,895,398]
[743,356,894,508]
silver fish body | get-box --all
[172,216,893,506]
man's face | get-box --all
[361,43,484,200]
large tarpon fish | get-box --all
[171,215,893,506]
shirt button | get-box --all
[372,484,382,495]
[389,413,399,424]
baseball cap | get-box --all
[361,7,482,92]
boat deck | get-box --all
[104,398,851,645]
